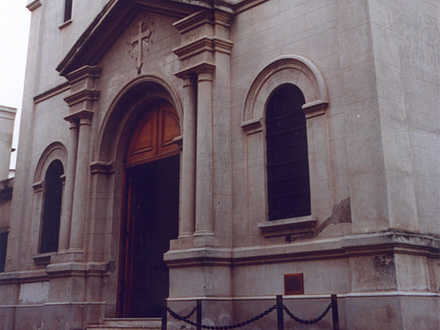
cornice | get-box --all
[26,0,42,12]
[165,230,440,268]
[34,82,70,104]
[90,161,115,175]
[66,65,102,85]
[64,90,100,107]
[175,61,216,79]
[173,36,233,60]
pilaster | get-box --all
[173,9,233,249]
[62,65,101,261]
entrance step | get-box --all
[87,318,162,330]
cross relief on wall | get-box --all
[128,18,154,74]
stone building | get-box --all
[0,0,439,329]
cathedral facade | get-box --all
[0,0,439,329]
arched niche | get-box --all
[240,56,333,239]
[241,56,329,134]
[32,142,67,262]
[86,75,183,316]
[33,142,67,185]
[95,75,183,167]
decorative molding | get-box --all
[90,161,115,175]
[26,0,42,12]
[64,90,100,107]
[32,180,44,192]
[58,19,72,30]
[173,10,212,34]
[64,110,94,123]
[34,82,70,104]
[258,216,318,239]
[33,253,54,266]
[175,61,216,79]
[303,100,329,119]
[242,55,329,126]
[166,230,440,268]
[65,65,102,85]
[33,142,67,183]
[241,118,262,135]
[233,0,270,14]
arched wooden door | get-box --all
[119,100,180,317]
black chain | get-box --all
[179,305,198,320]
[167,304,277,329]
[283,303,332,324]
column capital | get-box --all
[175,62,216,79]
[64,110,94,123]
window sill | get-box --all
[58,19,72,30]
[33,252,56,266]
[258,215,317,239]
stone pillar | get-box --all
[179,77,197,238]
[0,106,16,180]
[194,70,215,241]
[63,65,101,256]
[69,115,92,250]
[58,120,78,251]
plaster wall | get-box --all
[367,0,440,235]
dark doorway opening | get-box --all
[119,155,179,317]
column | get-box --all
[69,115,92,250]
[58,120,78,251]
[194,70,215,239]
[179,77,196,238]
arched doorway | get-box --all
[118,99,180,317]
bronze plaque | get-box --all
[284,273,304,295]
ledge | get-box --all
[33,253,55,266]
[258,216,318,238]
[58,19,72,30]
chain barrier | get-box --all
[167,304,277,330]
[178,305,198,320]
[283,302,332,324]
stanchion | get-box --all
[197,299,202,330]
[331,294,340,330]
[276,295,284,330]
[162,299,167,330]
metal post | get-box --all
[331,294,340,330]
[276,295,284,330]
[162,299,167,330]
[197,299,202,330]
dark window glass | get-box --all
[40,160,64,253]
[0,232,8,272]
[266,84,311,220]
[64,0,73,22]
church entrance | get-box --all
[118,100,180,317]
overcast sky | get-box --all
[0,0,30,169]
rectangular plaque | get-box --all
[284,273,304,295]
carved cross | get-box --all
[131,21,152,74]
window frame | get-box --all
[241,56,330,239]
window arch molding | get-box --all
[32,142,67,261]
[241,56,333,239]
[242,55,329,133]
[33,142,67,185]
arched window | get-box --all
[64,0,73,22]
[39,160,64,253]
[266,84,311,221]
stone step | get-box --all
[87,318,162,330]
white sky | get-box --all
[0,0,30,169]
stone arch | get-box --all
[33,142,67,184]
[95,75,183,165]
[242,55,329,132]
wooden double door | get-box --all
[119,100,180,317]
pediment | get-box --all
[56,0,205,76]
